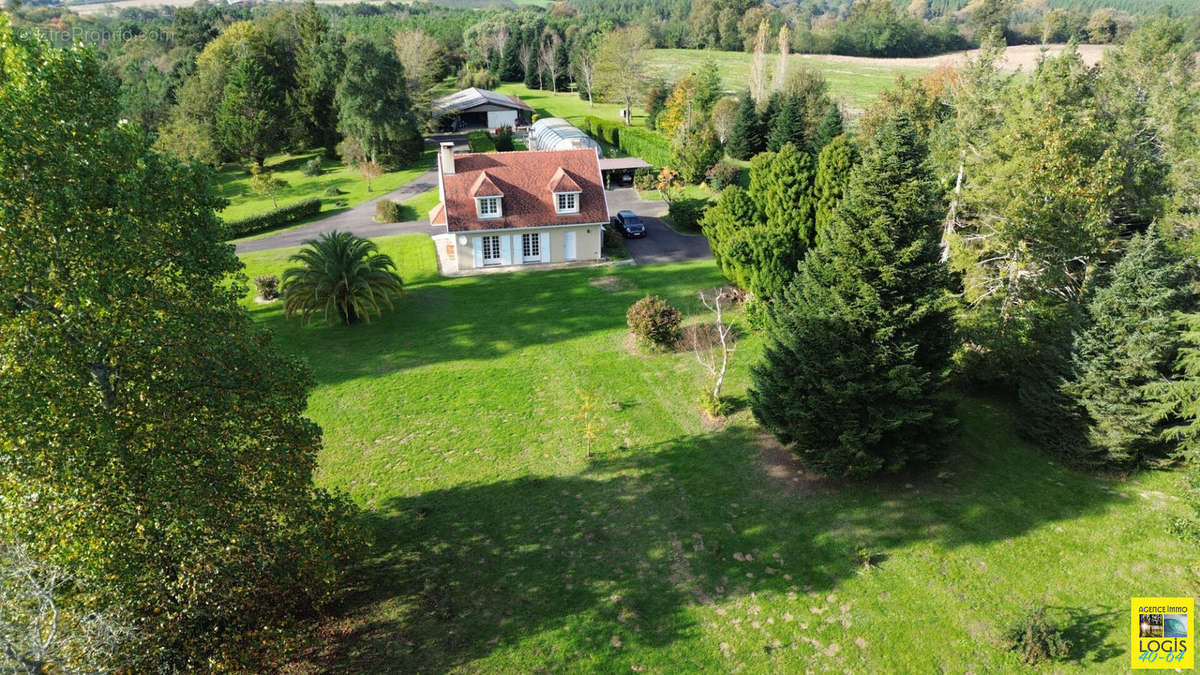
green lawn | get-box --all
[240,235,1195,672]
[216,150,436,222]
[495,83,650,129]
[646,49,931,112]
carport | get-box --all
[598,157,651,188]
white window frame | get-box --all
[476,196,502,219]
[481,235,501,265]
[554,191,580,215]
[521,232,540,263]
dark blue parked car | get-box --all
[611,210,647,239]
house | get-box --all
[431,88,533,131]
[430,143,608,274]
[527,117,602,155]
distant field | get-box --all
[647,44,1109,112]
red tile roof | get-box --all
[439,149,609,233]
[470,171,503,197]
[547,167,582,193]
[429,202,447,226]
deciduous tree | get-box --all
[595,27,651,125]
[0,23,363,669]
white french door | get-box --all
[521,232,540,263]
[481,235,501,265]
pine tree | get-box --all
[814,134,859,239]
[553,38,570,91]
[499,31,522,82]
[701,143,818,302]
[216,54,284,166]
[1154,313,1200,463]
[749,113,957,478]
[290,0,343,157]
[749,142,815,238]
[767,93,807,153]
[813,101,844,152]
[727,90,762,160]
[701,185,761,291]
[523,48,539,89]
[1064,231,1193,467]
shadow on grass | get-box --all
[296,403,1128,672]
[1057,606,1125,665]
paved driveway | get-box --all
[234,170,443,254]
[232,135,472,254]
[605,188,712,264]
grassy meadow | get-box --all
[216,150,436,222]
[239,234,1196,673]
[645,49,931,112]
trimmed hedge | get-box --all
[583,116,621,146]
[467,130,496,153]
[225,198,322,238]
[582,116,673,169]
[619,126,673,168]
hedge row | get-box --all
[467,130,496,152]
[583,116,621,146]
[225,198,322,238]
[620,127,674,168]
[582,116,674,169]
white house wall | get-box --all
[453,225,602,271]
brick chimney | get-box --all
[439,141,455,176]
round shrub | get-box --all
[374,199,404,223]
[1004,605,1071,666]
[626,295,682,347]
[705,160,740,190]
[253,274,280,301]
[303,157,323,177]
[323,186,344,197]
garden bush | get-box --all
[458,67,497,90]
[467,131,496,153]
[705,161,741,190]
[633,166,659,191]
[626,295,682,347]
[494,126,515,151]
[666,197,710,234]
[743,296,771,332]
[323,186,344,196]
[375,199,404,223]
[302,157,323,177]
[1004,605,1071,666]
[224,198,321,238]
[253,274,280,300]
[603,224,624,250]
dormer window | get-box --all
[555,191,580,214]
[476,196,502,219]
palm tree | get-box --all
[281,231,403,325]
